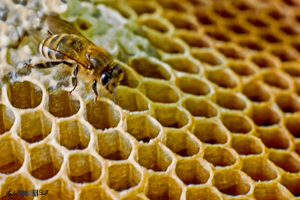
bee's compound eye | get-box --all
[101,73,109,87]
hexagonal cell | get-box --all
[183,97,217,118]
[115,86,149,112]
[157,0,188,12]
[253,182,293,200]
[178,76,210,96]
[242,156,278,181]
[164,56,200,74]
[227,24,249,34]
[7,81,42,109]
[217,45,245,60]
[206,29,231,42]
[231,135,263,155]
[176,159,210,185]
[268,150,300,173]
[29,144,63,180]
[213,169,251,196]
[125,114,160,143]
[238,38,264,51]
[221,113,253,133]
[282,0,299,6]
[166,13,198,31]
[136,143,172,172]
[207,69,237,88]
[186,187,222,200]
[250,105,280,127]
[18,110,51,143]
[0,104,15,135]
[139,80,179,103]
[271,47,298,62]
[280,25,299,36]
[176,32,210,48]
[260,33,282,43]
[213,6,236,18]
[204,146,237,167]
[257,127,291,150]
[242,81,271,102]
[228,60,256,76]
[276,93,300,113]
[128,1,156,15]
[283,64,300,77]
[280,173,300,197]
[263,71,290,90]
[0,137,24,174]
[85,100,121,130]
[1,175,34,199]
[46,90,80,118]
[192,119,228,145]
[291,41,300,53]
[119,65,141,89]
[163,129,200,157]
[192,49,223,66]
[216,91,246,110]
[268,9,285,20]
[195,10,215,25]
[96,130,131,160]
[232,1,253,11]
[57,119,90,150]
[39,179,74,200]
[153,105,189,128]
[146,174,182,200]
[79,186,113,200]
[138,18,169,33]
[247,17,269,27]
[108,163,141,192]
[251,54,276,68]
[128,57,171,80]
[68,153,101,183]
[285,116,300,137]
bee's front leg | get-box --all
[92,80,98,102]
[69,64,79,94]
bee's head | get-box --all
[100,64,124,93]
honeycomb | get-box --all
[1,0,300,199]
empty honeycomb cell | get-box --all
[268,9,285,20]
[136,143,172,172]
[108,163,141,192]
[283,64,300,77]
[157,0,188,12]
[192,119,228,144]
[251,54,276,68]
[138,18,169,33]
[153,105,189,128]
[279,25,299,36]
[276,93,300,113]
[195,10,215,25]
[0,137,24,174]
[166,14,198,31]
[260,33,282,43]
[241,156,278,181]
[221,113,252,133]
[1,175,34,200]
[242,82,271,102]
[291,41,300,53]
[163,129,200,157]
[29,144,63,180]
[18,110,51,143]
[228,60,256,76]
[128,1,156,15]
[285,116,300,137]
[85,100,121,130]
[125,114,160,143]
[186,187,222,200]
[0,104,14,135]
[164,56,200,74]
[96,130,132,160]
[232,1,253,11]
[119,65,141,89]
[57,119,90,150]
[206,29,231,42]
[68,153,101,183]
[115,86,149,112]
[238,39,264,51]
[146,174,182,200]
[178,76,210,96]
[253,182,294,200]
[79,187,113,200]
[282,0,300,6]
[204,146,237,167]
[176,159,210,185]
[176,32,211,48]
[207,69,237,88]
[7,81,42,109]
[227,24,249,34]
[192,49,223,66]
[128,57,171,80]
[39,179,74,200]
[46,90,80,118]
[231,135,263,155]
[280,173,300,197]
[247,17,269,27]
[268,150,300,173]
[213,6,236,18]
[213,169,251,196]
[216,91,247,110]
[217,45,246,60]
[271,47,298,62]
[182,97,218,118]
[250,105,280,126]
[138,80,179,103]
[263,72,290,90]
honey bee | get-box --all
[27,15,124,102]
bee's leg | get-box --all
[30,61,72,69]
[69,64,79,94]
[92,80,98,102]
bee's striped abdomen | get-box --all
[38,34,68,61]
